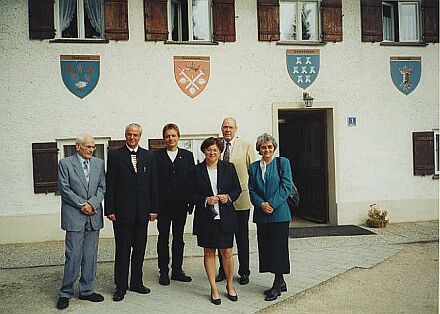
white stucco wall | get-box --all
[0,0,438,243]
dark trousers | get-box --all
[218,209,250,276]
[157,206,187,274]
[113,221,148,291]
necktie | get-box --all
[223,142,231,162]
[83,160,89,183]
[131,150,137,173]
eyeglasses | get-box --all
[81,145,96,151]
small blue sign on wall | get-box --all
[347,116,357,127]
[390,56,421,95]
[60,55,100,99]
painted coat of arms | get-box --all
[286,49,320,89]
[390,57,421,95]
[174,56,210,98]
[60,55,100,99]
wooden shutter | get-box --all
[422,0,439,43]
[413,132,434,176]
[144,0,168,41]
[148,139,166,151]
[28,0,55,39]
[104,0,129,40]
[257,0,280,42]
[321,0,342,42]
[212,0,236,42]
[32,142,58,194]
[108,139,126,151]
[360,0,382,42]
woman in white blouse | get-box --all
[191,137,241,305]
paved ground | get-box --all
[0,221,438,313]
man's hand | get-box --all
[81,203,96,215]
[107,214,116,221]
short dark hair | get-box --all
[200,137,224,153]
[162,123,180,138]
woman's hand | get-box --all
[207,196,219,206]
[260,202,274,214]
[217,194,229,204]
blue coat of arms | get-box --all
[287,49,320,89]
[60,55,100,99]
[390,57,421,95]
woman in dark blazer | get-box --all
[192,137,241,305]
[248,133,293,302]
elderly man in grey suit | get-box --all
[56,134,106,310]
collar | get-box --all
[126,144,139,153]
[77,154,89,165]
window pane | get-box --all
[301,2,318,40]
[382,5,394,41]
[280,2,297,40]
[84,0,104,39]
[192,0,210,41]
[399,3,418,41]
[171,1,180,41]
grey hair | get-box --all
[75,133,95,145]
[221,117,237,128]
[125,123,142,135]
[255,133,278,152]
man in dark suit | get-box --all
[155,123,195,285]
[105,123,159,302]
[56,134,106,310]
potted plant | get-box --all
[366,203,389,228]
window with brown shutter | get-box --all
[321,0,342,42]
[108,140,126,151]
[144,0,168,41]
[212,0,236,42]
[413,131,434,176]
[28,0,55,39]
[361,0,383,42]
[104,0,129,40]
[148,139,167,151]
[32,142,59,194]
[422,0,439,43]
[257,0,280,42]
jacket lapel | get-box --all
[199,161,214,196]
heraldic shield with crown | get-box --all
[390,56,421,95]
[60,55,100,99]
[174,56,210,98]
[286,49,320,89]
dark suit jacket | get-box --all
[191,160,241,235]
[154,148,195,211]
[105,146,159,223]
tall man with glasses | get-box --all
[216,117,255,285]
[105,123,159,302]
[57,134,106,310]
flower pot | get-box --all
[366,218,389,228]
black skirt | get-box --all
[256,222,290,274]
[197,220,234,249]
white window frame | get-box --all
[434,130,439,176]
[382,2,395,41]
[179,134,218,164]
[54,0,104,40]
[167,0,213,42]
[280,0,320,42]
[382,1,421,43]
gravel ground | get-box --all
[259,242,439,314]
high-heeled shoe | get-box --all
[210,293,221,305]
[226,287,238,302]
[264,281,287,294]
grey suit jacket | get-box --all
[58,154,106,231]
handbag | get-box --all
[206,204,219,219]
[276,157,300,215]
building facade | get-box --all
[0,0,438,243]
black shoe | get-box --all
[239,274,249,285]
[171,271,192,282]
[264,282,287,295]
[78,292,104,302]
[129,285,151,294]
[210,294,221,305]
[226,287,238,302]
[159,272,170,286]
[264,289,281,301]
[215,271,226,282]
[56,297,69,310]
[112,288,126,302]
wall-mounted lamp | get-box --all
[303,92,314,107]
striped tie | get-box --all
[223,142,231,162]
[131,151,137,173]
[83,160,89,183]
